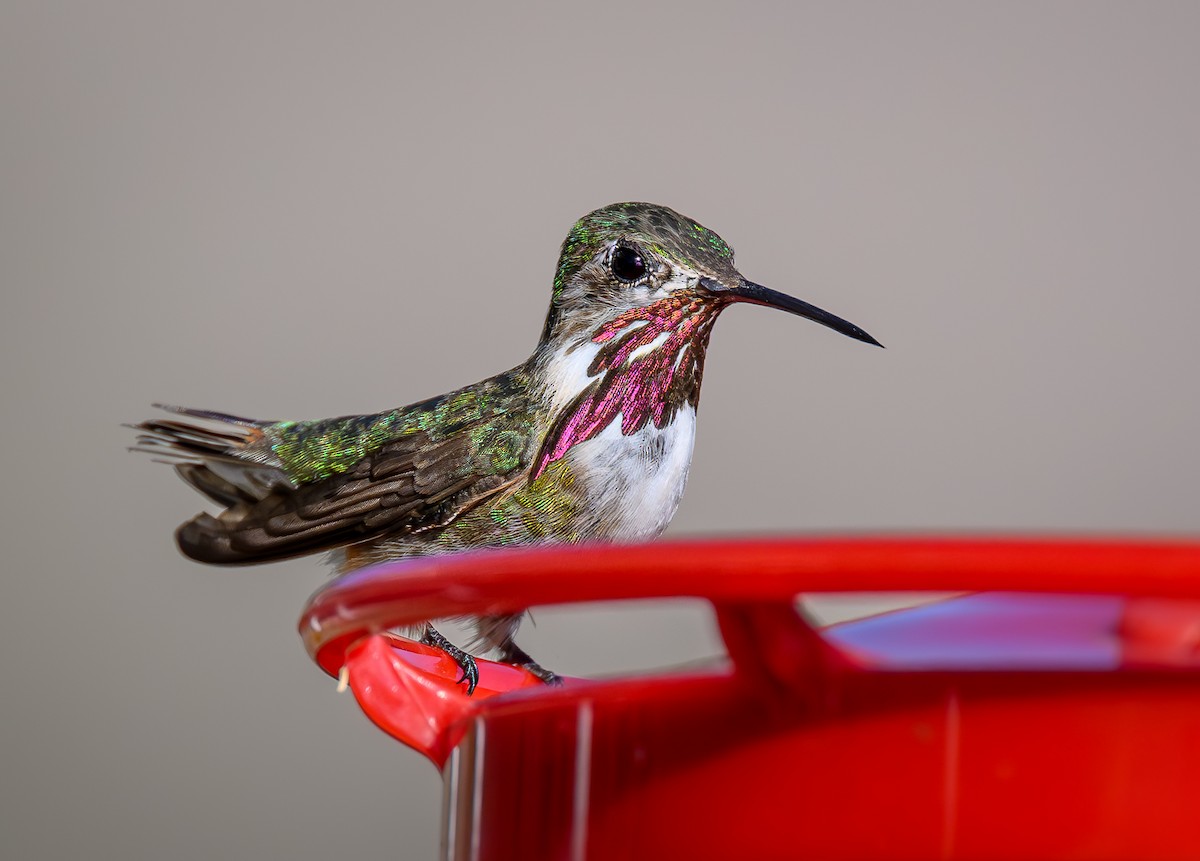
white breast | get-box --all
[561,405,697,541]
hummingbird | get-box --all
[132,202,880,692]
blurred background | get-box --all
[3,2,1198,858]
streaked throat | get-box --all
[535,294,724,477]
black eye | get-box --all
[610,245,647,283]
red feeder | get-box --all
[299,538,1200,860]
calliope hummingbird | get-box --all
[133,202,881,691]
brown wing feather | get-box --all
[175,429,526,565]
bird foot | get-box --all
[500,643,562,687]
[522,663,562,686]
[421,627,480,695]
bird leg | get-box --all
[421,624,479,695]
[473,613,562,686]
[497,639,562,686]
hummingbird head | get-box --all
[540,202,880,352]
[530,203,880,476]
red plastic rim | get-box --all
[300,536,1200,679]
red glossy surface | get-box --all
[298,538,1200,860]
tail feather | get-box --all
[151,403,268,426]
[134,420,248,459]
[131,404,292,506]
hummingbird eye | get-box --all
[610,245,647,283]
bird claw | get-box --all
[456,656,480,695]
[422,626,480,695]
[526,665,562,686]
[498,643,562,687]
[421,627,560,695]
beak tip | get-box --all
[825,322,883,349]
[726,278,882,349]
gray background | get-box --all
[4,2,1198,859]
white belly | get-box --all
[561,406,697,541]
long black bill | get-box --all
[700,277,883,347]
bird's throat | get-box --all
[534,294,723,478]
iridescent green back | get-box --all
[266,369,535,486]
